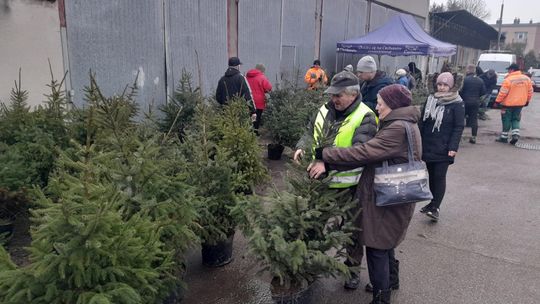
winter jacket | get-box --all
[296,96,378,154]
[495,71,533,107]
[360,71,394,112]
[304,66,328,90]
[420,73,465,164]
[216,67,255,112]
[479,71,497,94]
[460,73,486,105]
[320,106,421,249]
[397,76,409,88]
[246,69,272,110]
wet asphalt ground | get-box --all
[182,92,540,304]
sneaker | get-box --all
[510,135,519,145]
[469,136,476,144]
[344,272,360,290]
[495,137,508,143]
[420,204,432,214]
[426,208,440,222]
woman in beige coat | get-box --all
[309,84,421,304]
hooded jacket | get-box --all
[360,71,394,112]
[321,106,421,249]
[246,69,272,110]
[216,67,254,112]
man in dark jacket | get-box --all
[294,71,378,290]
[216,57,256,118]
[460,64,487,144]
[356,55,394,112]
[478,69,497,120]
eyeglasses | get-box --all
[331,93,343,98]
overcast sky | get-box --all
[430,0,540,24]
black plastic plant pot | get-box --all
[201,233,235,267]
[271,282,312,304]
[162,285,185,304]
[267,143,284,160]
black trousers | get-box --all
[426,161,451,209]
[253,109,264,132]
[465,101,480,136]
[366,247,396,292]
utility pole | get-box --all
[497,1,504,50]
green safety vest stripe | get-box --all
[313,102,376,188]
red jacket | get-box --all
[246,69,272,110]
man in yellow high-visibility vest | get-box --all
[294,70,378,290]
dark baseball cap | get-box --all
[324,71,359,94]
[228,57,242,66]
[507,63,520,71]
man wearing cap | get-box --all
[356,55,394,112]
[494,63,533,144]
[216,57,256,117]
[304,59,328,90]
[294,70,378,290]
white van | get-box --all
[477,52,517,100]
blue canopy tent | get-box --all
[335,13,456,75]
[337,13,456,57]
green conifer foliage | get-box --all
[0,144,173,304]
[238,120,355,292]
[211,98,268,193]
[180,102,240,245]
[158,69,200,141]
[75,76,199,298]
[264,87,325,148]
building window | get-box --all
[515,32,528,42]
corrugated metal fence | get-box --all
[63,0,426,107]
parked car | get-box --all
[530,69,540,92]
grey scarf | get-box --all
[423,91,462,132]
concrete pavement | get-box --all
[182,92,540,304]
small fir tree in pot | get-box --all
[264,87,325,159]
[237,122,357,303]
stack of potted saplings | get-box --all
[264,86,325,160]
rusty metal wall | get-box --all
[280,0,317,85]
[238,0,282,85]
[167,0,227,97]
[65,0,166,109]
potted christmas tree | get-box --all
[239,165,356,303]
[264,87,325,160]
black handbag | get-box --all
[374,122,433,207]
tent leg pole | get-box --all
[335,54,339,74]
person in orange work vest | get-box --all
[304,59,328,90]
[494,63,533,145]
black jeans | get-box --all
[366,247,396,292]
[465,101,480,136]
[426,161,451,209]
[253,109,263,133]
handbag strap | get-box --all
[381,121,417,171]
[402,122,417,165]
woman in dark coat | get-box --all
[419,72,465,221]
[309,84,421,304]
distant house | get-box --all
[430,10,498,71]
[491,18,540,55]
